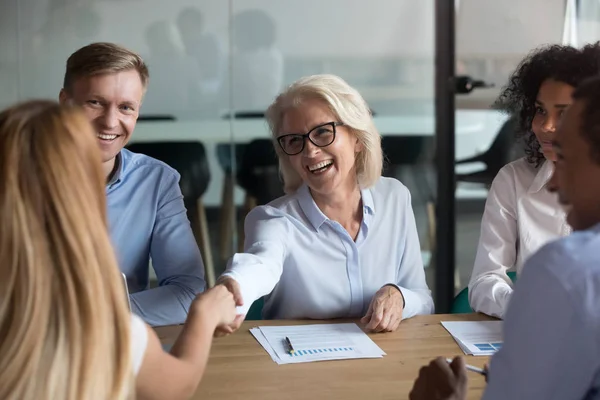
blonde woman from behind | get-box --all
[0,100,238,400]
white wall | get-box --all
[457,0,564,55]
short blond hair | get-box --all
[265,74,383,193]
[63,42,149,91]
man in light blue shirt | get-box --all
[409,77,600,399]
[59,42,205,326]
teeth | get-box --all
[97,134,118,140]
[308,160,333,171]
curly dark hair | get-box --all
[494,42,600,167]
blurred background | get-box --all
[1,0,596,306]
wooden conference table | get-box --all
[155,313,492,400]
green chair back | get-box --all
[451,271,517,314]
[245,297,265,320]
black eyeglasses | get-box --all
[277,122,344,155]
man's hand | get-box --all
[409,356,468,400]
[360,285,404,332]
[217,276,244,306]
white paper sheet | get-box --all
[250,323,386,364]
[441,321,503,356]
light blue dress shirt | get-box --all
[222,177,434,320]
[483,222,600,400]
[107,149,206,327]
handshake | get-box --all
[190,277,246,337]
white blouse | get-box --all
[468,158,571,319]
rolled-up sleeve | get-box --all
[392,189,434,319]
[130,173,206,327]
[220,206,287,315]
[469,169,516,319]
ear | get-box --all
[354,136,364,153]
[58,89,70,105]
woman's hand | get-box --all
[213,276,245,336]
[191,285,238,329]
[360,285,404,332]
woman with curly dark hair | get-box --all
[469,42,600,319]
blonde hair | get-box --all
[0,100,133,400]
[63,42,149,91]
[265,74,383,193]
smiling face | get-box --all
[548,99,600,231]
[59,69,143,170]
[531,79,575,162]
[279,98,362,197]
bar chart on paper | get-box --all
[441,321,503,356]
[250,323,386,364]
[291,346,355,357]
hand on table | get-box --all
[360,285,404,332]
[214,276,245,336]
[409,356,468,400]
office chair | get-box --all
[451,271,517,314]
[217,111,268,260]
[455,116,520,187]
[235,138,284,251]
[126,141,215,287]
[381,136,435,257]
[381,135,463,288]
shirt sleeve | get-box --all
[390,186,434,319]
[220,206,287,315]
[468,168,517,319]
[129,172,206,327]
[482,247,600,400]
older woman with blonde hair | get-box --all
[218,74,433,333]
[0,100,238,400]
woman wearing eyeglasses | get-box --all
[216,74,433,333]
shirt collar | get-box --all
[361,186,375,215]
[296,183,376,232]
[528,159,554,194]
[106,151,124,189]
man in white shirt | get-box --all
[409,76,600,400]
